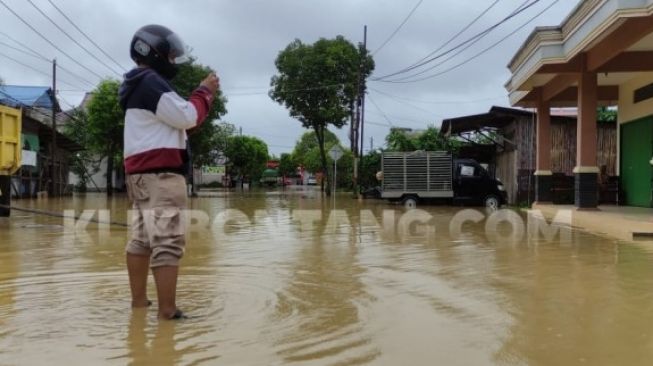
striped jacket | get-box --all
[119,67,213,174]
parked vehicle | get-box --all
[306,175,317,185]
[361,186,382,199]
[380,151,507,208]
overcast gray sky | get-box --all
[0,0,578,156]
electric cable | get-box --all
[26,0,123,77]
[380,0,560,83]
[0,0,105,79]
[372,0,425,56]
[373,0,539,81]
[46,0,127,72]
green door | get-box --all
[621,117,653,207]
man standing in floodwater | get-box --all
[119,24,219,319]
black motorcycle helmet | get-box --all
[130,24,189,79]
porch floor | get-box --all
[532,203,653,244]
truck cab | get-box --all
[452,159,506,209]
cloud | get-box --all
[0,0,578,154]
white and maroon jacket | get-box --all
[119,67,213,174]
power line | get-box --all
[370,87,506,105]
[56,93,79,110]
[372,0,424,56]
[26,0,122,77]
[45,0,127,73]
[381,0,560,83]
[0,31,47,61]
[387,0,506,82]
[377,0,535,80]
[225,82,358,97]
[402,0,501,70]
[365,120,393,127]
[372,0,539,81]
[0,51,81,89]
[366,109,430,126]
[0,40,92,89]
[366,94,394,127]
[0,52,50,77]
[0,40,47,61]
[0,0,105,80]
[0,30,95,87]
[369,88,443,118]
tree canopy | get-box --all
[86,79,123,194]
[270,36,374,194]
[225,135,269,181]
[385,126,460,152]
[62,109,102,192]
[292,130,339,166]
[597,106,617,123]
[278,153,297,177]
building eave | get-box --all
[506,0,653,106]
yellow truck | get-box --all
[0,105,22,216]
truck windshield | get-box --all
[458,163,487,177]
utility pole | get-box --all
[349,99,356,153]
[353,25,368,198]
[370,136,374,151]
[357,25,367,198]
[50,58,57,197]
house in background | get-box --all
[442,106,617,205]
[0,85,82,197]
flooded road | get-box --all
[1,188,653,365]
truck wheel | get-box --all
[484,195,500,210]
[402,195,418,209]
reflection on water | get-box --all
[0,189,652,365]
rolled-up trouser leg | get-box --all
[126,175,152,257]
[142,173,187,268]
[126,201,152,256]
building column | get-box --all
[534,92,552,203]
[574,69,599,209]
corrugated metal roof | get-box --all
[0,85,53,108]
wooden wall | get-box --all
[497,116,617,204]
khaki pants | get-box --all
[125,172,187,268]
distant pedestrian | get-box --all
[119,24,219,319]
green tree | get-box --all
[385,128,418,151]
[300,142,353,190]
[333,146,354,190]
[270,36,374,195]
[597,106,617,123]
[278,153,297,178]
[359,149,382,189]
[86,79,123,195]
[386,126,460,152]
[62,109,102,192]
[210,122,236,163]
[416,126,461,151]
[225,135,269,182]
[291,130,339,167]
[172,60,228,167]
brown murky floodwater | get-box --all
[1,187,653,365]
